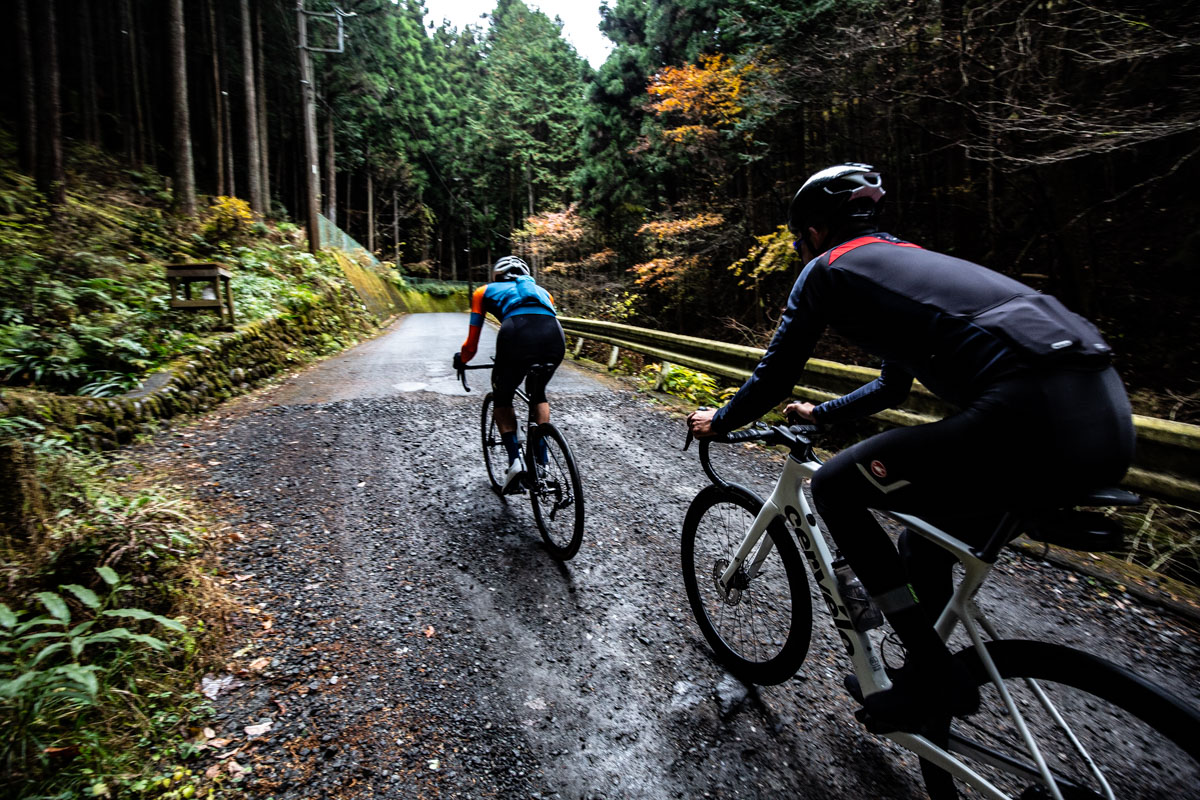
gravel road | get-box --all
[146,313,1200,799]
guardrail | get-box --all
[558,316,1200,504]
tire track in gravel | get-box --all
[147,313,1199,800]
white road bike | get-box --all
[681,423,1200,799]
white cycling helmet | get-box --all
[492,256,530,281]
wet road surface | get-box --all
[146,313,1200,799]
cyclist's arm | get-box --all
[711,261,829,435]
[811,361,914,425]
[459,285,490,363]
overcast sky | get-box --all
[421,0,614,69]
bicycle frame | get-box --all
[719,448,1109,800]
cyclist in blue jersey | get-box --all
[455,256,565,493]
[687,163,1134,729]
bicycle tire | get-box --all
[921,639,1200,799]
[527,422,584,560]
[480,392,506,494]
[681,484,812,685]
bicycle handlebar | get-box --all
[686,422,824,490]
[455,361,494,392]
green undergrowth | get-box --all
[0,428,229,799]
[0,137,376,398]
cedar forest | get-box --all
[2,0,1198,415]
[1,2,1199,796]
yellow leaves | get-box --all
[637,213,725,241]
[646,54,756,140]
[202,196,255,244]
[512,204,589,267]
[729,225,800,284]
[630,256,700,288]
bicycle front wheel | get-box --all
[922,639,1200,800]
[681,484,812,685]
[527,422,584,560]
[480,392,506,494]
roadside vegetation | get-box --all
[0,420,231,799]
[0,139,384,799]
[0,134,379,399]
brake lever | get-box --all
[684,406,710,451]
[458,368,470,392]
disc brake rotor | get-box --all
[712,558,746,605]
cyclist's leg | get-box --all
[812,369,1132,726]
[491,318,525,463]
[898,512,1000,621]
[519,316,565,460]
[812,413,1012,725]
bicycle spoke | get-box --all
[928,642,1200,800]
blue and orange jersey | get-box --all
[460,276,556,362]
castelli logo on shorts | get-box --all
[870,460,888,479]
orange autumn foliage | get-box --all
[646,55,754,145]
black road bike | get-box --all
[458,361,584,560]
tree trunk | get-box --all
[240,0,263,214]
[15,0,37,174]
[392,187,400,265]
[255,2,271,214]
[366,159,375,254]
[324,106,336,223]
[33,0,65,205]
[448,210,457,281]
[78,0,100,146]
[119,0,146,165]
[135,2,157,169]
[223,65,237,199]
[208,0,225,196]
[168,0,197,216]
[526,160,534,218]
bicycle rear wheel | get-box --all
[922,639,1200,799]
[681,484,812,685]
[480,392,506,494]
[527,422,584,560]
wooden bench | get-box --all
[166,263,235,329]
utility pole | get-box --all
[295,3,354,256]
[296,1,320,254]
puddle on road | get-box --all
[393,378,470,396]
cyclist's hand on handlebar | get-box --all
[686,407,718,439]
[784,401,816,424]
[452,352,465,372]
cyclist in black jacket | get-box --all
[687,163,1134,729]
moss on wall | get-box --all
[0,285,377,450]
[0,254,466,451]
[333,251,469,318]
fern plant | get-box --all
[0,567,185,784]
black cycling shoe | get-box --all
[855,660,978,732]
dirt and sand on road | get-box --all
[137,313,1200,799]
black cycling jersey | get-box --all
[711,231,1112,434]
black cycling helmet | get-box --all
[787,163,885,236]
[492,256,530,281]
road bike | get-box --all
[457,361,584,560]
[681,423,1200,799]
